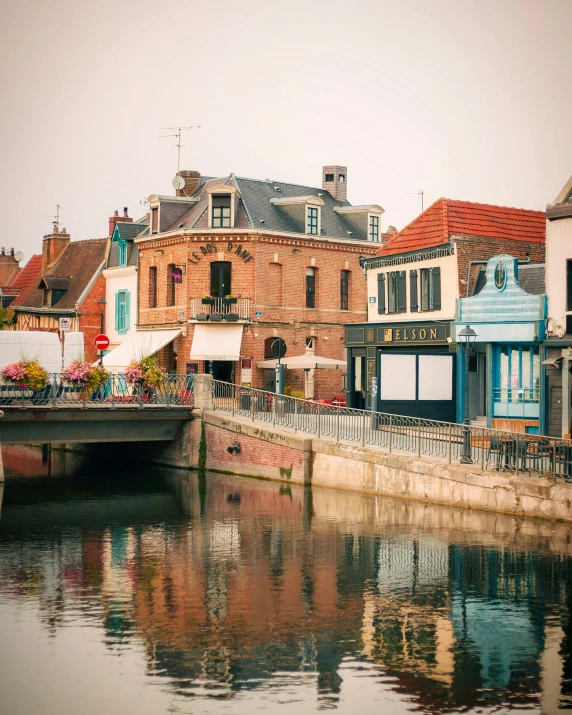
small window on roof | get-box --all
[212,195,231,228]
[324,174,334,182]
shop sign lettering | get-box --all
[381,325,446,344]
[188,241,253,265]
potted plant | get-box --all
[196,312,209,321]
[125,356,165,400]
[63,361,109,399]
[224,312,239,322]
[201,295,215,305]
[223,294,237,305]
[209,313,223,322]
[1,360,49,402]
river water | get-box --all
[0,447,571,714]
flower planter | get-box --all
[210,313,223,322]
[224,313,239,322]
[196,313,209,321]
[201,297,215,305]
[223,297,237,305]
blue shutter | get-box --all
[125,291,131,331]
[115,291,120,331]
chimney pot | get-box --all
[10,248,14,256]
[114,209,119,217]
[123,207,128,217]
[1,248,4,256]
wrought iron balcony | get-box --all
[190,297,251,321]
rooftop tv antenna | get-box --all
[406,190,424,213]
[159,125,200,175]
[43,204,63,230]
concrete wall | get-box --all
[367,252,458,323]
[546,214,572,335]
[201,411,572,523]
[102,265,138,347]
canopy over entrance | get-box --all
[257,354,346,370]
[190,324,243,361]
[101,329,181,372]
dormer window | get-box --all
[119,240,128,267]
[307,207,319,235]
[369,215,380,242]
[151,207,159,234]
[212,195,232,228]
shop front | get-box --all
[456,255,546,434]
[345,321,456,421]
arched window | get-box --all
[340,270,350,310]
[149,266,157,308]
[167,264,176,306]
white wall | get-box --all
[366,251,459,323]
[546,217,572,336]
[102,266,138,346]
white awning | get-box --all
[257,354,347,370]
[101,329,181,371]
[190,324,243,361]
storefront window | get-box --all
[497,346,539,403]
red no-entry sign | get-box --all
[94,334,110,351]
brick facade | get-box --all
[137,232,378,399]
[78,272,107,363]
[455,234,545,297]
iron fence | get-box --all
[0,374,194,408]
[211,380,572,481]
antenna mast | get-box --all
[160,125,200,174]
[43,204,63,230]
[406,190,424,213]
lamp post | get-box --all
[459,325,477,463]
[97,297,106,366]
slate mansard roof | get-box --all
[378,198,546,257]
[473,262,546,296]
[155,174,388,242]
[107,222,146,268]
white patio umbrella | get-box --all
[257,354,346,370]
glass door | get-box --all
[210,262,232,298]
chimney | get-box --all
[322,165,347,202]
[42,225,70,272]
[176,170,201,197]
[108,206,133,236]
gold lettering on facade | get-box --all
[384,329,392,341]
[411,329,416,340]
[395,330,401,340]
[404,329,408,341]
[430,328,437,339]
[419,329,427,339]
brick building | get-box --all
[346,199,546,424]
[10,225,108,362]
[104,166,388,398]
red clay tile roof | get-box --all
[15,240,107,311]
[8,255,43,307]
[379,198,546,257]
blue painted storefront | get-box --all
[456,255,547,433]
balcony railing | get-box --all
[190,297,250,321]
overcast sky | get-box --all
[1,0,571,261]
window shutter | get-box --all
[410,270,418,312]
[431,267,441,309]
[125,291,131,331]
[115,292,120,332]
[377,273,386,313]
[397,271,406,312]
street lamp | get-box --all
[459,325,477,463]
[97,297,107,366]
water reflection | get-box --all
[0,450,571,714]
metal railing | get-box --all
[211,380,572,481]
[0,374,194,408]
[190,297,250,321]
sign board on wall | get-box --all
[59,317,71,332]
